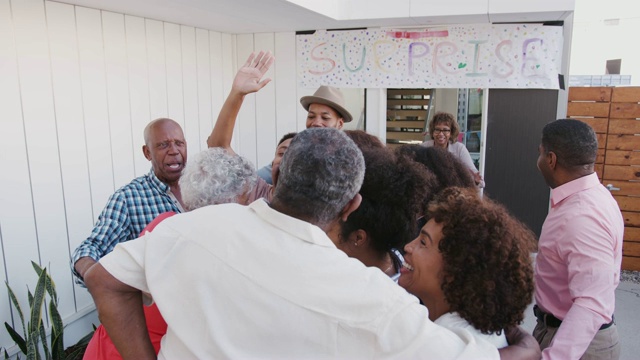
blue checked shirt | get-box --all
[71,170,183,285]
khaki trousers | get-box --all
[533,319,621,360]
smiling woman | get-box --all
[399,187,536,348]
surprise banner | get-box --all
[297,24,563,89]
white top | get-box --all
[435,312,508,349]
[100,199,499,359]
[422,140,485,188]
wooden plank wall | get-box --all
[568,87,640,271]
[0,0,301,352]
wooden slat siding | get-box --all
[600,180,640,196]
[622,211,640,227]
[595,164,604,179]
[622,257,640,271]
[387,110,427,118]
[597,133,607,149]
[388,89,432,96]
[610,103,640,119]
[605,150,640,165]
[387,120,426,128]
[608,119,640,134]
[572,117,610,133]
[614,196,640,212]
[568,87,612,102]
[569,87,640,271]
[387,99,430,107]
[567,102,611,117]
[612,87,640,103]
[386,132,426,141]
[625,227,640,241]
[606,134,640,151]
[623,240,640,257]
[603,165,640,181]
[597,148,606,164]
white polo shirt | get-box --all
[100,200,498,359]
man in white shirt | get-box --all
[85,128,536,359]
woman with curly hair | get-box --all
[396,144,474,204]
[422,112,484,187]
[399,187,536,348]
[336,143,438,280]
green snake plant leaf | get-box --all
[31,262,58,308]
[27,290,34,310]
[26,329,40,360]
[27,268,47,345]
[38,323,50,360]
[63,346,84,360]
[49,299,65,360]
[5,281,27,340]
[4,322,27,354]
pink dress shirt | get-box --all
[535,172,623,360]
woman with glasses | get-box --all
[422,112,484,187]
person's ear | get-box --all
[347,229,368,249]
[337,118,345,130]
[547,151,557,170]
[142,145,152,161]
[340,193,362,222]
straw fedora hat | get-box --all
[300,86,353,123]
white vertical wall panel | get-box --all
[180,26,200,154]
[1,0,312,352]
[0,0,40,346]
[125,15,152,176]
[274,32,299,139]
[164,22,185,129]
[221,33,239,152]
[253,33,277,169]
[146,19,169,120]
[76,6,115,222]
[44,0,95,311]
[0,224,9,348]
[366,88,386,141]
[195,28,213,154]
[209,30,225,148]
[102,11,135,189]
[11,0,74,318]
[235,34,258,166]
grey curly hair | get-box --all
[273,128,365,226]
[179,147,257,211]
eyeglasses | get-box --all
[433,128,451,134]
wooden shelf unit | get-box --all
[386,88,433,147]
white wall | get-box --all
[0,0,301,353]
[569,0,640,84]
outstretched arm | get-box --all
[498,326,541,360]
[207,51,274,152]
[85,263,155,360]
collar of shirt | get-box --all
[147,169,170,193]
[147,169,184,212]
[550,172,600,208]
[248,199,336,249]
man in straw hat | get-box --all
[207,51,353,185]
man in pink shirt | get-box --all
[534,119,623,359]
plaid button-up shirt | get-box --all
[71,169,183,285]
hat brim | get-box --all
[300,96,353,123]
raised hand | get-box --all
[232,51,275,96]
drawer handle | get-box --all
[606,184,620,191]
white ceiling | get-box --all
[52,0,574,34]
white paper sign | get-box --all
[297,24,563,89]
